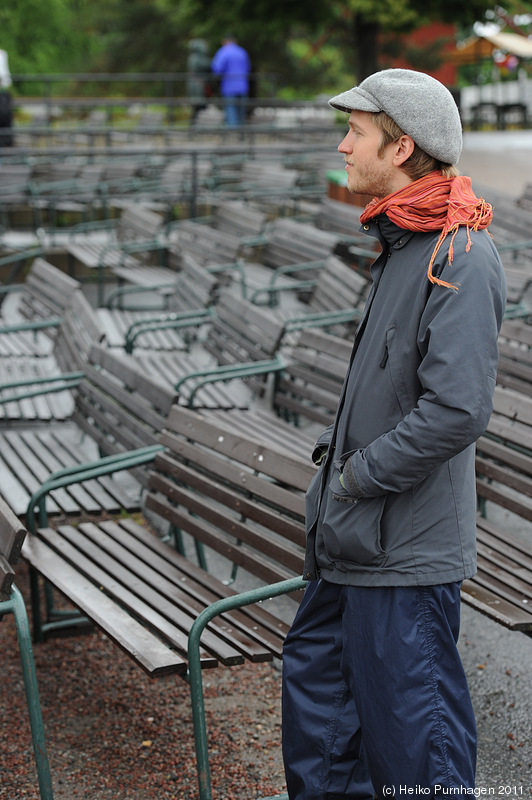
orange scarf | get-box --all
[359,171,493,290]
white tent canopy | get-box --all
[481,30,532,59]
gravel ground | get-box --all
[2,560,531,800]
[1,562,287,800]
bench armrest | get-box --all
[504,301,530,320]
[283,307,362,334]
[0,316,63,335]
[174,355,285,407]
[106,282,176,309]
[124,308,214,353]
[250,259,324,307]
[187,575,307,799]
[0,248,44,286]
[68,217,118,241]
[0,371,84,405]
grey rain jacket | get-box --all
[304,213,507,587]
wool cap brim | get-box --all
[328,68,462,165]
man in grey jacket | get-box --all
[282,69,507,799]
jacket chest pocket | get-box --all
[380,325,418,417]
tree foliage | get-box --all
[0,0,99,75]
[1,0,514,96]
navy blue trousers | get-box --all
[282,580,476,799]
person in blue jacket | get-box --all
[282,69,507,799]
[211,34,251,128]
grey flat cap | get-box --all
[328,68,462,164]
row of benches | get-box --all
[1,192,531,799]
[6,357,532,800]
[0,152,331,233]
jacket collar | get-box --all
[360,214,415,250]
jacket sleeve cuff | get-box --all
[312,425,334,465]
[342,458,365,499]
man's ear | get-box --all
[392,135,415,166]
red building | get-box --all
[381,22,458,87]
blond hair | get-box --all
[373,111,459,182]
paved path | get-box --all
[461,129,532,198]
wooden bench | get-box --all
[208,199,267,243]
[65,205,168,304]
[214,159,299,201]
[108,200,244,293]
[240,217,347,304]
[315,196,366,237]
[0,496,54,800]
[0,258,81,357]
[465,385,532,636]
[0,285,95,424]
[128,291,286,409]
[30,162,108,228]
[502,265,532,310]
[200,326,354,461]
[0,291,176,516]
[516,182,532,213]
[252,254,369,341]
[29,162,93,228]
[0,287,103,423]
[0,164,35,228]
[124,157,215,218]
[489,193,532,266]
[97,253,219,352]
[259,217,341,270]
[496,318,532,394]
[174,218,243,268]
[22,405,311,799]
[274,327,352,427]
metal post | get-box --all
[9,585,54,799]
[190,151,198,220]
[186,577,306,800]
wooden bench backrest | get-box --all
[315,197,366,236]
[49,294,175,481]
[490,200,532,247]
[0,164,32,192]
[497,320,532,393]
[116,205,165,243]
[78,163,105,185]
[478,384,532,514]
[274,327,351,426]
[499,319,532,350]
[75,343,177,474]
[485,385,532,454]
[516,182,532,211]
[263,218,340,269]
[167,252,219,314]
[18,258,81,328]
[54,289,106,373]
[176,221,242,267]
[203,292,285,395]
[0,497,26,598]
[145,405,313,586]
[309,254,368,316]
[240,160,299,190]
[159,158,213,190]
[101,161,141,183]
[213,200,267,239]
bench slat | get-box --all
[52,523,230,665]
[22,533,186,676]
